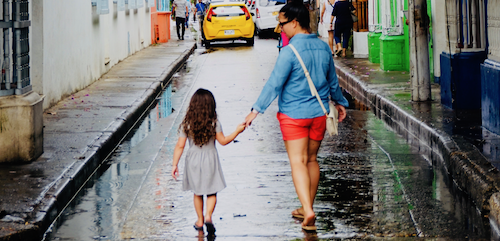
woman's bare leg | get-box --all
[291,139,321,218]
[307,139,321,204]
[285,137,316,227]
[194,194,204,227]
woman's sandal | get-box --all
[302,224,317,232]
[291,208,304,219]
[301,215,317,232]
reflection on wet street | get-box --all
[45,37,492,241]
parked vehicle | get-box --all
[248,0,285,36]
[202,1,255,48]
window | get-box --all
[447,0,485,51]
[129,0,137,9]
[92,0,110,14]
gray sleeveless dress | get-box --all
[180,120,227,195]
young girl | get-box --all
[171,88,246,234]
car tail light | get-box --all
[207,8,215,22]
[256,8,260,18]
[242,6,251,20]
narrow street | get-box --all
[45,35,492,241]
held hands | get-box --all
[236,123,246,133]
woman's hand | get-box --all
[336,105,347,122]
[244,111,258,127]
[171,165,179,180]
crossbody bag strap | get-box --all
[288,44,329,116]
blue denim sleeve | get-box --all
[328,58,349,107]
[251,50,293,113]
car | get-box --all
[202,1,255,48]
[247,0,285,36]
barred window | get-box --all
[446,0,486,51]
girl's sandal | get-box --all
[205,221,216,234]
[194,223,204,231]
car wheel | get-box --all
[247,36,254,46]
[205,40,211,49]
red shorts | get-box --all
[277,113,326,141]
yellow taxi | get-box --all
[202,1,255,48]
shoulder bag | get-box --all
[288,44,339,136]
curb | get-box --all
[0,43,197,241]
[335,62,500,229]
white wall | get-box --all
[31,0,152,109]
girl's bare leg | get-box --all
[284,137,316,227]
[194,194,204,227]
[205,193,217,223]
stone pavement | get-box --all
[0,28,197,240]
[331,49,500,232]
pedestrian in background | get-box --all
[320,0,336,55]
[330,0,355,57]
[195,0,206,38]
[173,0,189,40]
[186,0,191,28]
[171,89,246,235]
[244,0,348,232]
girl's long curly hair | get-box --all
[181,89,217,146]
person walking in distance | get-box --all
[244,0,348,232]
[173,0,189,40]
[330,0,355,57]
[195,0,206,40]
[320,0,337,55]
[171,89,246,234]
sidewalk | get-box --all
[331,49,500,231]
[0,29,197,240]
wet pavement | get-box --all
[1,16,500,240]
[45,33,492,240]
[0,24,196,240]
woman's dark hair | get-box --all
[181,88,217,146]
[279,1,310,32]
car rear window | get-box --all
[259,0,285,7]
[212,5,245,17]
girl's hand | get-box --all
[236,123,246,133]
[172,165,179,180]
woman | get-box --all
[330,0,355,57]
[320,0,337,54]
[244,0,348,231]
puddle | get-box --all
[43,83,175,241]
